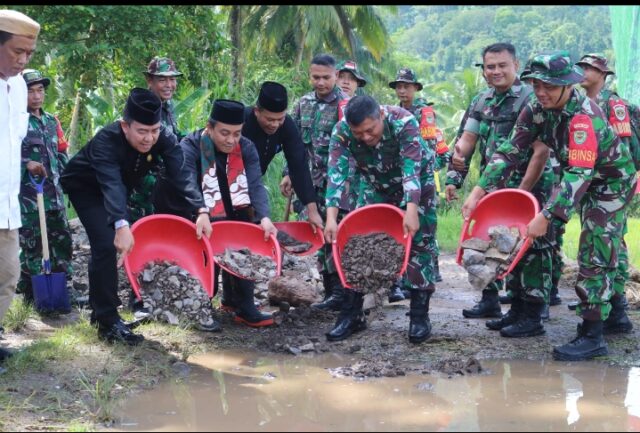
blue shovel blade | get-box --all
[31,272,71,313]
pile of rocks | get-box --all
[276,230,312,254]
[214,248,277,283]
[137,260,218,330]
[460,225,523,290]
[341,232,404,294]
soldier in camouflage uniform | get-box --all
[127,56,184,224]
[569,53,638,333]
[285,54,351,312]
[463,51,637,361]
[446,43,547,321]
[324,95,438,344]
[17,69,73,306]
[389,68,449,298]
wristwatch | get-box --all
[541,209,554,221]
[114,219,130,229]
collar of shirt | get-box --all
[315,86,344,104]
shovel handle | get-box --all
[283,193,293,222]
[30,174,51,269]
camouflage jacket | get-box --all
[292,86,349,192]
[19,110,67,213]
[478,89,637,223]
[593,88,640,170]
[446,80,535,188]
[400,97,450,171]
[326,105,435,208]
[162,99,183,141]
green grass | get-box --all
[3,298,35,332]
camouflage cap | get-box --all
[144,56,183,77]
[389,68,423,91]
[520,50,584,86]
[576,53,614,75]
[336,60,367,87]
[22,68,50,88]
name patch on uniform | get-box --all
[608,98,632,138]
[435,128,449,155]
[568,114,597,169]
[419,106,437,140]
[338,99,349,122]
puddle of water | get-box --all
[113,351,640,432]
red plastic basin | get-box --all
[124,214,216,300]
[274,221,325,256]
[209,221,282,280]
[332,203,412,289]
[456,188,540,279]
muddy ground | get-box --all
[1,221,640,430]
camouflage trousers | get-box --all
[574,188,634,321]
[504,237,553,303]
[127,173,157,224]
[359,180,438,292]
[551,223,565,290]
[18,210,73,294]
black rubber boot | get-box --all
[549,286,562,306]
[388,282,406,303]
[326,290,366,342]
[603,294,633,334]
[499,294,512,305]
[487,297,523,330]
[462,289,502,318]
[408,290,432,344]
[220,272,238,312]
[311,273,346,311]
[234,279,273,327]
[500,301,546,338]
[553,319,608,361]
[434,259,443,283]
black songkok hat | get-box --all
[124,88,162,125]
[210,99,245,125]
[258,81,288,112]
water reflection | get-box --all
[112,352,640,432]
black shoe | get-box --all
[98,320,145,346]
[487,297,523,331]
[499,295,512,305]
[387,283,406,303]
[567,301,579,311]
[0,347,14,362]
[463,289,501,318]
[603,294,634,334]
[500,302,545,338]
[553,320,608,361]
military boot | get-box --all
[326,289,366,342]
[541,303,550,321]
[549,286,562,306]
[220,272,238,313]
[500,301,546,338]
[553,319,608,361]
[462,289,502,318]
[434,259,443,283]
[234,279,273,327]
[311,273,345,311]
[388,281,406,303]
[603,294,633,334]
[487,297,523,330]
[408,290,432,344]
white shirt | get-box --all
[0,75,29,229]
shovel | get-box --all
[29,174,71,314]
